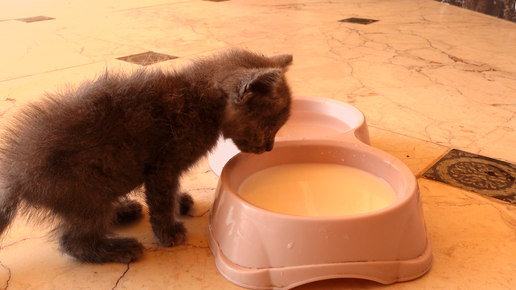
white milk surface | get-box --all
[238,163,397,216]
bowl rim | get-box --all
[276,95,367,140]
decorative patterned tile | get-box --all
[117,52,178,66]
[16,16,55,23]
[338,18,379,25]
[423,149,516,204]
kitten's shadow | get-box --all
[113,206,154,244]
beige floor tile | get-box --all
[1,0,515,289]
[368,126,448,176]
[0,20,143,81]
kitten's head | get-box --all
[218,50,293,154]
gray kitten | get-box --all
[0,49,293,263]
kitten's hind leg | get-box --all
[114,198,143,225]
[179,192,194,216]
[144,171,187,247]
[58,207,144,263]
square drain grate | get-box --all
[16,16,55,23]
[339,18,379,25]
[117,52,178,66]
[423,149,516,205]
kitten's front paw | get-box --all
[153,222,187,247]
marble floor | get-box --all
[1,0,516,289]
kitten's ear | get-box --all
[269,54,293,68]
[236,68,282,104]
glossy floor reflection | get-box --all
[1,0,516,289]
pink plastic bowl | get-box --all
[207,96,432,289]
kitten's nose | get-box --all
[265,140,274,152]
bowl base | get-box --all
[208,226,433,290]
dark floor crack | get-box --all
[112,263,130,290]
[0,237,39,250]
[186,208,210,218]
[0,261,11,290]
[184,243,210,249]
